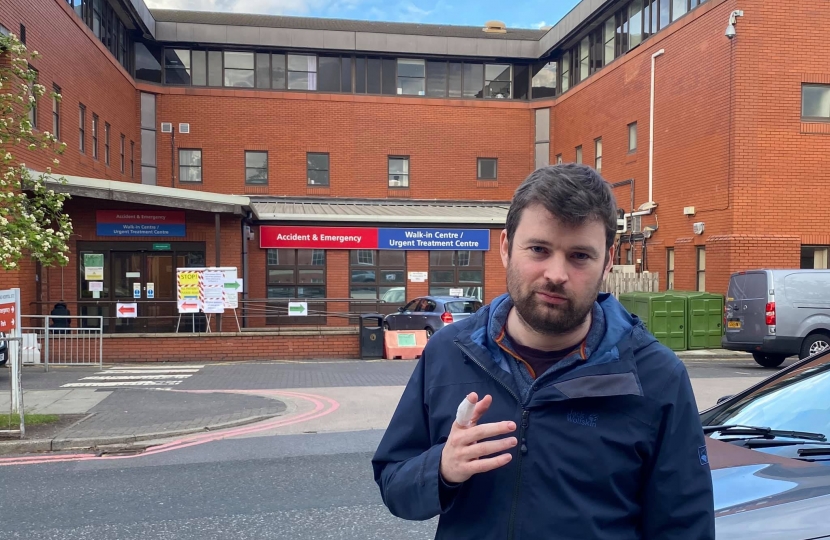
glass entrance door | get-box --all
[112,252,143,332]
[111,250,177,332]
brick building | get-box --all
[1,0,826,361]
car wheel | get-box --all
[425,327,434,339]
[752,352,787,368]
[800,333,830,360]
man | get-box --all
[372,164,715,539]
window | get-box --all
[801,246,829,269]
[696,246,706,292]
[255,53,269,89]
[604,17,616,65]
[191,50,206,86]
[802,85,830,120]
[672,0,687,21]
[429,251,484,301]
[477,158,498,180]
[463,63,484,98]
[266,249,326,325]
[594,138,602,173]
[135,42,162,84]
[287,54,317,90]
[579,36,590,82]
[307,153,329,186]
[27,69,37,130]
[164,49,191,85]
[245,151,268,185]
[130,141,134,177]
[224,52,254,87]
[318,55,351,92]
[140,92,156,184]
[666,248,675,289]
[388,156,410,188]
[531,61,557,99]
[556,154,563,164]
[208,51,222,86]
[19,23,26,44]
[179,149,202,183]
[398,59,425,95]
[79,104,86,154]
[560,52,570,93]
[349,250,406,317]
[484,64,511,99]
[104,122,110,165]
[119,134,125,173]
[92,114,99,159]
[628,122,638,152]
[426,61,449,97]
[629,0,643,50]
[52,85,61,140]
[575,145,583,164]
[659,0,671,29]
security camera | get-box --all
[725,10,743,39]
[725,23,736,39]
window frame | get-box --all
[178,148,203,184]
[397,58,426,96]
[104,122,111,165]
[52,84,61,141]
[223,51,255,88]
[696,246,706,292]
[594,137,602,173]
[91,113,99,159]
[245,150,269,185]
[666,247,675,289]
[428,250,484,301]
[477,158,498,181]
[287,53,318,91]
[801,84,830,122]
[266,248,327,325]
[27,67,38,130]
[556,154,563,164]
[628,121,638,153]
[388,156,410,188]
[119,133,125,173]
[575,145,583,164]
[130,140,134,177]
[79,104,86,154]
[306,152,330,186]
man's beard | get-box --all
[506,261,602,336]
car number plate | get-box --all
[728,320,741,329]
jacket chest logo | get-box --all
[566,410,599,428]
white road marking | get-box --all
[61,366,204,388]
[62,381,183,387]
[106,365,205,369]
[93,369,199,374]
[81,375,193,380]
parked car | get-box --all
[722,269,830,367]
[0,332,6,367]
[700,348,830,538]
[383,295,482,338]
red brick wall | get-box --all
[101,332,359,362]
[1,0,140,182]
[539,0,737,294]
[149,89,532,201]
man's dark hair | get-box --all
[505,164,618,253]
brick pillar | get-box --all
[327,250,350,326]
[407,251,429,300]
[485,229,506,303]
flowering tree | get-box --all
[0,31,72,271]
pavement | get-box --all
[0,349,765,456]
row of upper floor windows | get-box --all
[64,0,132,72]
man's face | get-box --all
[500,203,614,336]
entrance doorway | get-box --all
[76,242,206,333]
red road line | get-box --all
[0,390,339,467]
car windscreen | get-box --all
[445,301,482,314]
[703,353,830,438]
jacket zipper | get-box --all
[455,341,527,539]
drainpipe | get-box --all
[649,49,665,204]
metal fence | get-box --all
[1,336,25,439]
[21,315,103,371]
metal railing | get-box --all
[21,315,103,371]
[1,336,25,439]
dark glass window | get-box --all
[135,42,162,83]
[256,53,270,88]
[266,249,326,325]
[429,251,483,300]
[477,158,497,180]
[367,58,382,94]
[355,57,367,93]
[513,65,529,100]
[426,61,448,97]
[349,250,406,317]
[191,51,206,86]
[164,49,191,85]
[272,53,286,89]
[463,63,483,98]
[208,51,223,86]
[318,56,342,92]
[307,153,329,186]
[532,61,556,99]
[449,63,462,97]
[245,151,268,185]
[382,58,397,95]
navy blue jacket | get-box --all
[372,292,715,539]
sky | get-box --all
[143,0,581,30]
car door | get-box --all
[420,299,437,330]
[725,271,768,345]
[390,299,420,330]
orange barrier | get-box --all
[384,330,428,360]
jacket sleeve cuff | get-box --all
[433,444,462,513]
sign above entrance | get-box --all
[96,210,186,237]
[259,226,490,251]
